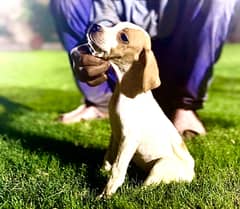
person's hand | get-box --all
[71,46,110,86]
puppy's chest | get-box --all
[113,93,173,165]
[111,92,162,129]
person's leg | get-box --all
[152,0,238,136]
[50,0,118,122]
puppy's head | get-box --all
[88,22,161,97]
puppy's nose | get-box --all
[89,24,102,33]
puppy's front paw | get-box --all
[96,192,105,200]
[96,189,113,199]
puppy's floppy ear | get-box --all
[120,49,160,98]
[141,49,161,92]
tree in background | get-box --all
[26,0,58,43]
[0,0,57,49]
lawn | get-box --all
[0,45,240,209]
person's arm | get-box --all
[50,0,111,86]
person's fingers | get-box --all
[87,73,108,86]
[80,54,107,66]
[83,61,110,77]
[74,61,109,82]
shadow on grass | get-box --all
[210,76,240,95]
[0,95,146,191]
[0,96,106,191]
[0,96,31,113]
[17,131,106,191]
[201,115,237,130]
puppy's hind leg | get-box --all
[143,157,195,186]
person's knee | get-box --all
[202,0,236,40]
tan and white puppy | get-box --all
[78,22,195,197]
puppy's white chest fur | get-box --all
[111,90,183,170]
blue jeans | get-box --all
[50,0,238,111]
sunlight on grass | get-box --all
[0,51,76,90]
[0,45,240,208]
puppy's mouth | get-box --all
[87,33,122,65]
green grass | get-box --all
[0,46,240,209]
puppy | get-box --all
[76,22,195,197]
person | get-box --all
[50,0,239,137]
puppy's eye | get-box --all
[119,33,129,44]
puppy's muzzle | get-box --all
[87,24,106,56]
